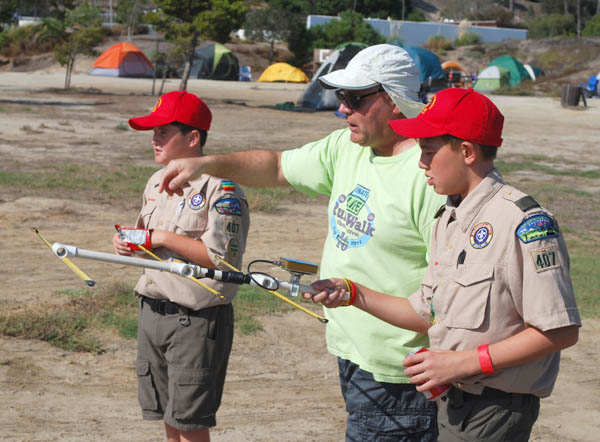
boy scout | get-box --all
[113,91,249,442]
[308,88,581,442]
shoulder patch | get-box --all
[516,214,559,243]
[530,245,561,272]
[434,205,446,219]
[514,195,540,212]
[214,198,242,216]
[220,180,236,192]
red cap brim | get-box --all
[388,117,446,140]
[128,114,174,131]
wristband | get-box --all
[477,344,494,375]
[342,278,357,306]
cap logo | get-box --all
[152,98,162,112]
[420,95,436,115]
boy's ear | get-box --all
[187,129,201,149]
[461,141,478,165]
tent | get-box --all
[258,62,309,83]
[88,42,154,77]
[400,45,445,84]
[473,66,510,92]
[188,43,239,81]
[441,61,465,72]
[523,64,545,80]
[297,42,367,110]
[442,60,467,87]
[488,55,529,86]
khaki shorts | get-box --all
[136,297,234,431]
[437,386,540,442]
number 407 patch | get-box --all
[530,246,561,273]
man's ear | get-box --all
[461,141,478,165]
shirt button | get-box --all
[158,221,163,226]
[447,243,453,249]
[147,279,153,284]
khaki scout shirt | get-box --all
[133,169,250,310]
[409,169,581,397]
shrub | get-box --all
[406,10,427,22]
[455,32,480,47]
[425,34,453,51]
[582,14,600,36]
[527,13,575,38]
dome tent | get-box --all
[188,43,239,81]
[297,42,367,110]
[89,42,154,77]
[488,55,530,86]
[473,66,510,92]
[258,62,309,83]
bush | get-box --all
[582,14,600,36]
[425,34,453,51]
[527,13,575,38]
[455,32,480,47]
[406,10,426,22]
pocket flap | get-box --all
[455,263,494,287]
[136,360,150,376]
[175,368,211,386]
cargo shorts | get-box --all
[135,297,234,431]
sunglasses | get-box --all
[335,85,385,110]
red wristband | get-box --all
[347,279,357,306]
[477,344,494,375]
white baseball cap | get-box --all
[319,44,424,118]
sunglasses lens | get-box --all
[335,90,359,110]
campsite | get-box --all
[1,30,600,438]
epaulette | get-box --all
[514,195,540,212]
[434,204,445,219]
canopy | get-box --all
[258,62,309,83]
[89,42,154,77]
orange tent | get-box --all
[441,61,465,72]
[89,42,154,77]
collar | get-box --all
[445,169,505,233]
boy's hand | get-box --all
[305,278,349,308]
[113,232,133,256]
[403,349,480,392]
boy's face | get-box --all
[418,137,469,198]
[151,124,196,166]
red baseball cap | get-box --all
[388,88,504,147]
[129,91,212,131]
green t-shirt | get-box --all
[281,128,445,383]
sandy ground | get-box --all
[0,69,599,441]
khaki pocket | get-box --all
[136,360,158,412]
[172,368,214,420]
[443,263,494,330]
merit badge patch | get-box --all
[516,214,559,243]
[226,238,240,259]
[220,180,236,192]
[530,245,560,273]
[470,222,493,249]
[214,198,242,216]
[189,193,206,210]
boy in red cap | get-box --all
[307,88,581,441]
[113,91,250,442]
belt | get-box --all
[141,296,186,315]
[452,386,531,403]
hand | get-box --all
[403,349,479,392]
[305,278,349,308]
[113,232,132,256]
[158,158,202,196]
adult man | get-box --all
[160,44,445,440]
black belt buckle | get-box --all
[155,299,166,315]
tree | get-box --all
[243,6,299,64]
[267,0,414,20]
[116,0,146,40]
[39,3,102,89]
[309,10,385,49]
[144,0,246,91]
[0,0,18,30]
[582,12,600,34]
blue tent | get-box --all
[389,41,445,83]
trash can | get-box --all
[561,85,586,107]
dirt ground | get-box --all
[0,68,599,441]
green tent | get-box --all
[187,43,239,81]
[488,55,529,86]
[473,66,511,92]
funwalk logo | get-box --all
[330,184,375,251]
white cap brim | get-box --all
[318,69,378,91]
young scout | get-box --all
[308,88,581,442]
[113,91,250,442]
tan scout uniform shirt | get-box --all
[409,169,581,397]
[134,169,250,310]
